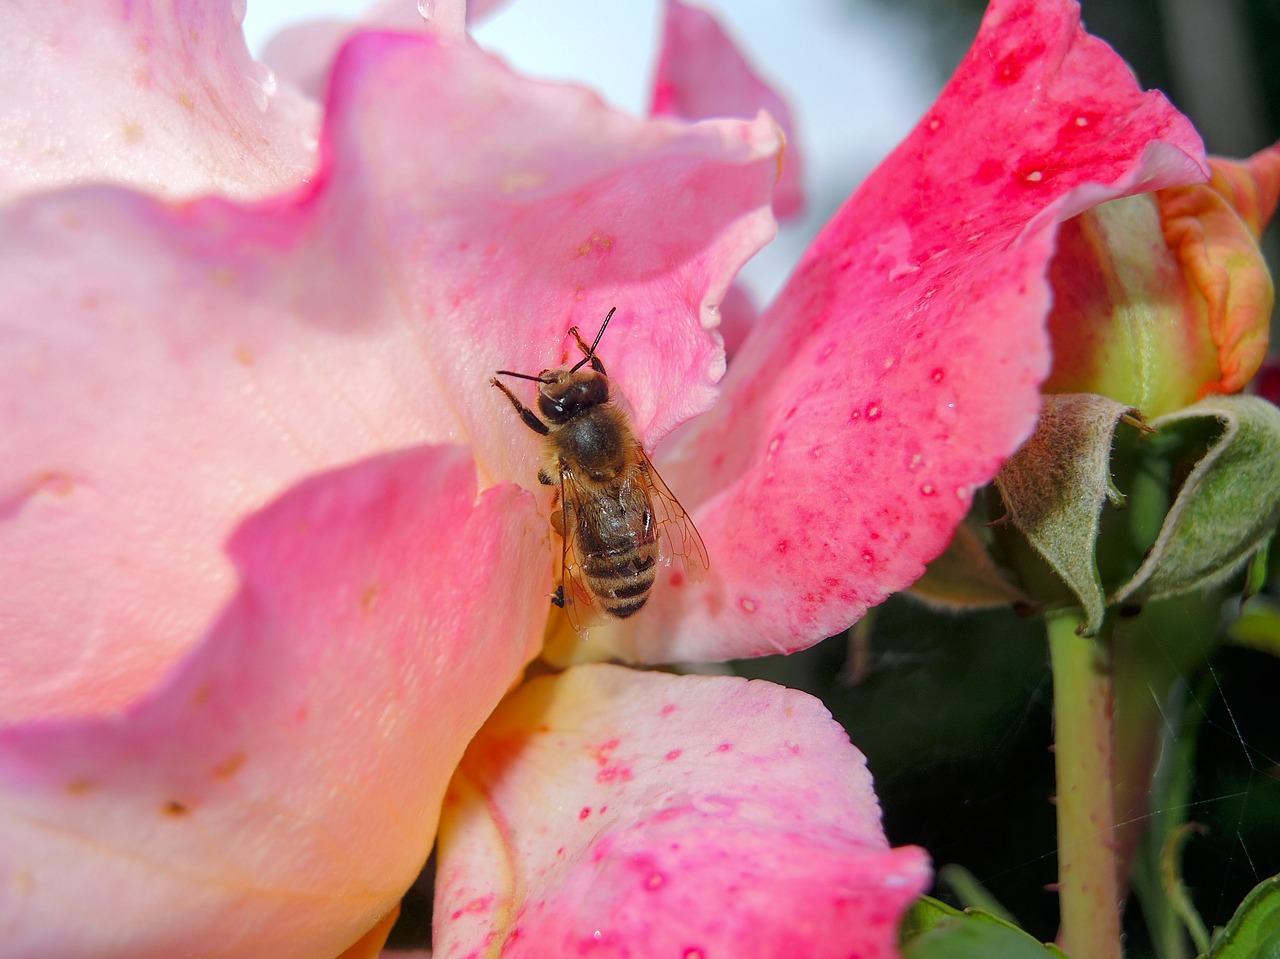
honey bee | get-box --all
[490,308,708,633]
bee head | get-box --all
[538,369,609,424]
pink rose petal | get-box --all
[1,32,778,718]
[262,0,467,101]
[0,446,548,959]
[615,0,1208,663]
[651,0,805,219]
[435,664,929,958]
[0,1,317,202]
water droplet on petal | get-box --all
[418,0,434,19]
[936,389,959,425]
[248,63,276,112]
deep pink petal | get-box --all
[651,0,804,219]
[0,446,548,959]
[435,665,929,958]
[0,32,778,718]
[0,1,317,201]
[614,0,1208,663]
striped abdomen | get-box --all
[574,479,659,619]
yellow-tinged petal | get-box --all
[1205,143,1280,240]
[1045,145,1277,414]
[1159,158,1274,397]
[1044,194,1221,416]
[337,907,398,959]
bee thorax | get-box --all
[558,407,627,481]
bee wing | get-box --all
[555,462,603,635]
[637,447,709,582]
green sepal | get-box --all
[910,519,1033,613]
[899,896,1068,959]
[994,393,1141,635]
[1201,876,1280,958]
[1112,395,1280,607]
[1227,598,1280,658]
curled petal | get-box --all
[651,0,804,219]
[1156,145,1278,397]
[314,34,780,476]
[0,447,548,959]
[262,0,467,100]
[624,0,1207,662]
[1,32,777,716]
[1205,143,1280,240]
[436,664,930,958]
[0,0,317,202]
[1042,193,1223,415]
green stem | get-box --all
[1049,610,1122,959]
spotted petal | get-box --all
[435,664,929,958]
[619,0,1208,662]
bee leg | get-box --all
[490,377,550,435]
[551,585,565,608]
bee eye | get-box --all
[540,376,607,423]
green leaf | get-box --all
[901,904,1068,959]
[900,895,963,941]
[1204,876,1280,958]
[1112,395,1280,607]
[994,393,1142,635]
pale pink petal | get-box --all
[652,0,804,219]
[436,665,929,958]
[262,0,466,101]
[466,0,510,22]
[0,446,548,959]
[1,33,777,718]
[714,282,759,359]
[0,1,317,202]
[620,0,1209,662]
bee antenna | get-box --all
[569,306,616,373]
[494,369,552,383]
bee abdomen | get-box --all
[584,548,657,618]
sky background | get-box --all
[242,0,944,302]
